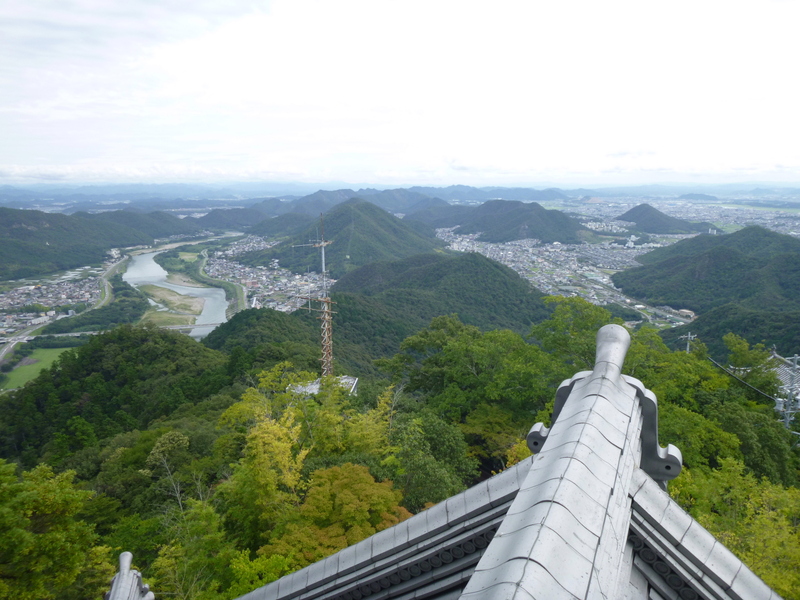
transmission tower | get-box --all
[778,354,800,430]
[294,216,336,377]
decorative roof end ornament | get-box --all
[105,552,154,600]
[527,324,682,487]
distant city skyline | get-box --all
[2,0,799,187]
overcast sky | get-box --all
[1,0,799,187]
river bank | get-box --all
[123,251,228,339]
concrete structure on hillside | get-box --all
[234,325,781,600]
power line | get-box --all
[706,356,781,404]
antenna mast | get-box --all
[294,215,335,376]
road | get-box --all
[95,256,128,309]
[0,324,40,362]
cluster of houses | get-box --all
[0,277,100,335]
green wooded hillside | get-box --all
[0,207,153,280]
[0,324,229,465]
[237,200,446,278]
[248,213,316,238]
[402,203,476,228]
[405,200,589,243]
[633,225,800,266]
[77,210,202,238]
[612,226,800,355]
[206,252,549,374]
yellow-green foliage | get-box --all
[261,464,411,571]
[0,460,114,600]
[671,459,800,599]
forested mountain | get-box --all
[0,324,229,464]
[77,209,202,238]
[613,227,800,313]
[237,200,446,278]
[403,203,475,228]
[207,252,549,373]
[616,203,714,234]
[0,207,153,279]
[662,305,800,359]
[633,225,800,265]
[401,196,450,214]
[612,226,800,356]
[248,197,295,216]
[404,200,589,243]
[453,200,589,243]
[244,186,570,219]
[248,213,316,237]
[330,252,548,358]
[285,189,355,215]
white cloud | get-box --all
[1,0,800,185]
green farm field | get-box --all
[1,348,70,390]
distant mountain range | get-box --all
[261,188,441,216]
[678,193,718,201]
[616,204,714,234]
[237,200,446,278]
[6,182,800,215]
[190,207,271,230]
[406,185,569,203]
[612,226,800,355]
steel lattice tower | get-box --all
[295,216,335,376]
[319,296,334,376]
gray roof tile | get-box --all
[461,580,538,600]
[678,521,716,571]
[302,559,327,590]
[463,480,491,521]
[335,542,358,574]
[354,535,373,567]
[538,501,599,558]
[322,548,339,581]
[704,541,743,590]
[470,555,528,588]
[445,493,467,524]
[728,561,775,600]
[527,525,593,597]
[369,526,396,562]
[631,473,670,529]
[425,498,451,534]
[488,469,522,507]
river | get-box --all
[123,251,228,339]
